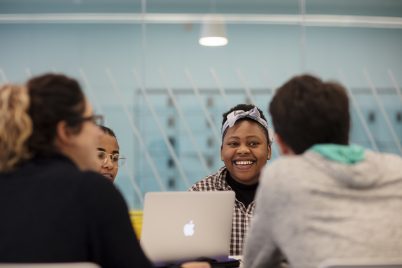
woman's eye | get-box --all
[227,142,238,147]
[249,141,259,147]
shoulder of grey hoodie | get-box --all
[260,149,402,190]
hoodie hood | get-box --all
[304,146,401,189]
[311,144,365,164]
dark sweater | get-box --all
[225,173,258,207]
[0,154,152,268]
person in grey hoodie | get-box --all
[243,74,402,268]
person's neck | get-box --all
[225,172,258,207]
[226,173,259,189]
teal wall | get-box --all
[1,16,401,208]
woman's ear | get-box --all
[220,145,224,161]
[267,145,272,160]
[54,121,73,147]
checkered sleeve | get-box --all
[188,167,255,256]
[230,202,255,256]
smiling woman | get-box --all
[189,104,272,256]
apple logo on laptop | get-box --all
[183,220,195,237]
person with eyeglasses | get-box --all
[0,74,210,268]
[97,125,125,182]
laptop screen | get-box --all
[140,191,235,263]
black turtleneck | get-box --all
[225,172,258,207]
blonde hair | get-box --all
[0,84,32,172]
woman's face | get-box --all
[61,100,102,172]
[221,120,271,185]
[97,133,120,182]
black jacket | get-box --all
[0,154,152,268]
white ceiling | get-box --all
[0,0,401,16]
[0,0,401,28]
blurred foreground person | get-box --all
[0,74,210,268]
[243,74,402,268]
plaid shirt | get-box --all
[189,167,255,256]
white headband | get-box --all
[221,106,274,144]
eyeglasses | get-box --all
[97,150,126,166]
[80,114,104,126]
[68,114,104,127]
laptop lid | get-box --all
[140,191,235,263]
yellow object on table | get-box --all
[129,209,143,239]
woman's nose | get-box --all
[237,144,250,154]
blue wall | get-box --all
[1,20,401,208]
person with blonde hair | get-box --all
[0,74,209,268]
[0,84,32,172]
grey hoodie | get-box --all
[243,150,402,268]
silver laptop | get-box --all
[140,191,235,263]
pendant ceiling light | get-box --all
[199,15,228,47]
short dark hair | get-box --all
[27,73,86,156]
[99,125,116,138]
[222,104,270,143]
[269,74,350,154]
